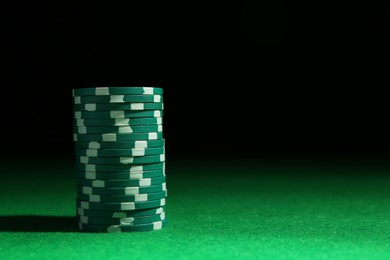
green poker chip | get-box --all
[74,102,164,111]
[75,139,165,149]
[73,87,163,96]
[74,125,162,134]
[76,198,166,210]
[77,183,167,196]
[78,219,167,233]
[73,132,163,142]
[77,190,167,203]
[74,110,162,119]
[77,206,165,218]
[77,175,166,188]
[77,154,165,165]
[77,212,166,226]
[77,169,165,180]
[75,147,165,157]
[74,94,161,104]
[75,162,165,172]
[74,117,162,127]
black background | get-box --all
[2,1,389,159]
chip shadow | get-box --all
[0,216,78,232]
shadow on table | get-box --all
[0,216,78,232]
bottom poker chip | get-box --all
[78,219,167,233]
[77,212,166,225]
[77,206,165,218]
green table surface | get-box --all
[1,156,390,259]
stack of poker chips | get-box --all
[72,87,167,233]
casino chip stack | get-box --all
[72,87,167,233]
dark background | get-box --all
[2,1,389,160]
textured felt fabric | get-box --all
[1,157,389,259]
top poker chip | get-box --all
[73,87,163,96]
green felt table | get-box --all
[1,156,390,259]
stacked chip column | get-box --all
[72,87,167,233]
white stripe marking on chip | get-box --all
[131,103,144,110]
[102,133,116,142]
[111,111,124,118]
[83,187,92,195]
[78,126,87,134]
[111,95,124,103]
[85,172,96,179]
[129,172,142,180]
[96,87,109,95]
[76,119,84,126]
[143,87,153,94]
[85,103,96,111]
[74,111,81,119]
[85,164,96,171]
[121,202,135,210]
[120,157,134,164]
[86,149,97,157]
[116,118,129,125]
[80,216,88,223]
[134,141,147,148]
[132,148,145,156]
[129,165,143,172]
[153,221,163,229]
[125,187,140,195]
[80,201,89,209]
[80,156,89,164]
[149,132,157,140]
[120,217,135,225]
[107,226,122,233]
[89,142,100,149]
[135,194,147,202]
[92,180,105,188]
[119,126,132,133]
[154,95,161,102]
[139,178,151,186]
[90,195,100,202]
